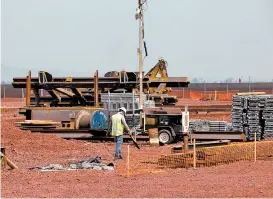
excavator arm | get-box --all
[145,58,168,79]
[145,58,171,94]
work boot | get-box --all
[119,155,123,160]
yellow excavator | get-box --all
[144,57,170,94]
[144,57,177,105]
[104,57,178,106]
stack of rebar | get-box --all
[189,120,210,131]
[189,120,227,132]
[209,121,227,131]
[247,96,262,140]
[263,96,273,138]
[232,94,273,140]
[231,95,244,132]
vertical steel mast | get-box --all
[136,0,144,126]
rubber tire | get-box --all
[158,129,174,145]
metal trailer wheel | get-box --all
[158,129,174,144]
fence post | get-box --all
[254,132,257,162]
[193,139,196,169]
[183,135,189,151]
[127,145,130,176]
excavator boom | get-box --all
[145,58,168,79]
[145,58,172,95]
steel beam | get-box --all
[47,90,61,104]
[172,140,231,152]
[190,131,246,141]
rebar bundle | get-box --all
[263,96,273,138]
[189,120,227,132]
[232,94,273,140]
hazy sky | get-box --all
[2,0,273,82]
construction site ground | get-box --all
[1,101,273,198]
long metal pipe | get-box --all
[138,0,143,127]
[94,70,99,107]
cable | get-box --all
[142,38,147,60]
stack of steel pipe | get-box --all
[247,96,263,140]
[231,94,273,140]
[209,121,227,131]
[189,120,210,132]
[263,96,273,138]
[189,120,228,132]
[231,95,244,132]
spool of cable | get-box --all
[75,110,108,130]
[89,110,108,130]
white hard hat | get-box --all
[119,107,127,115]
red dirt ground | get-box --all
[1,98,25,108]
[191,112,231,122]
[1,109,273,198]
[176,98,232,106]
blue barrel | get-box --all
[89,110,108,130]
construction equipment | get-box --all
[144,57,170,94]
[144,58,180,105]
[144,107,189,144]
[12,68,189,107]
[104,58,182,106]
[14,90,190,145]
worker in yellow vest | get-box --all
[111,107,131,160]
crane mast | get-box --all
[136,0,145,127]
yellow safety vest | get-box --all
[111,113,124,136]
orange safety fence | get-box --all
[170,89,273,101]
[169,90,240,101]
[117,140,273,176]
[252,90,273,94]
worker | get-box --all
[110,107,131,160]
